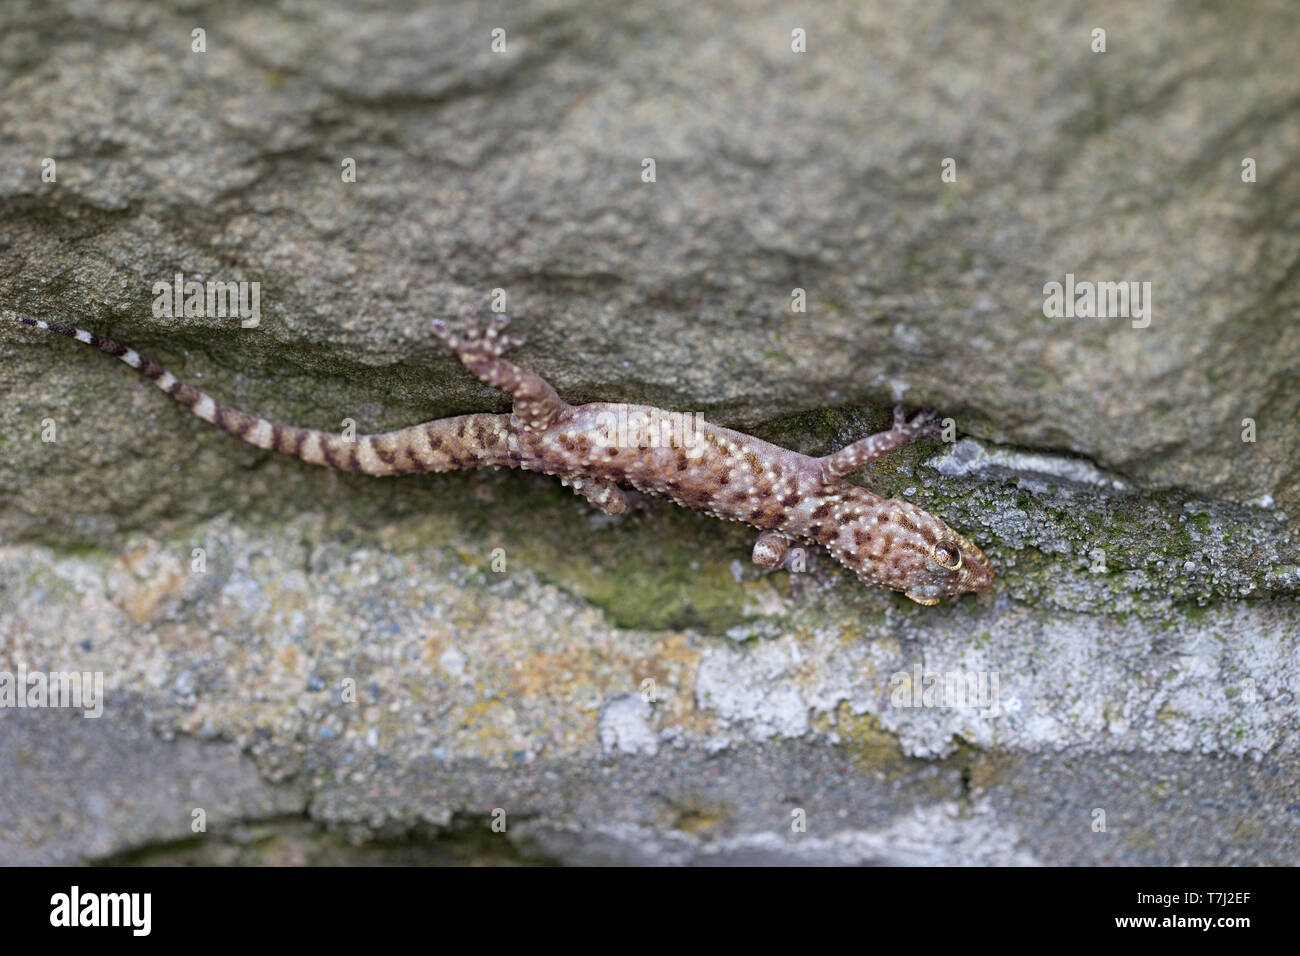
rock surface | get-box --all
[1,0,1298,865]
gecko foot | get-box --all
[560,475,628,515]
[432,311,524,358]
[894,404,941,438]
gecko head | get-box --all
[898,523,995,605]
[829,496,994,604]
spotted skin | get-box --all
[16,314,993,603]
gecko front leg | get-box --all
[432,314,568,433]
[820,404,941,480]
[561,475,628,515]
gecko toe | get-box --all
[909,407,941,435]
[431,319,460,349]
[434,313,525,357]
[481,314,524,355]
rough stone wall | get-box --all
[1,0,1297,864]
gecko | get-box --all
[14,313,993,604]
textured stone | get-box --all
[2,0,1298,865]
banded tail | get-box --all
[14,317,513,476]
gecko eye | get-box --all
[931,541,962,571]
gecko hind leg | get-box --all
[432,313,568,433]
[820,405,941,480]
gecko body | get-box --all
[15,314,993,604]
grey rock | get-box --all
[1,0,1298,865]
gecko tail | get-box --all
[14,316,505,476]
[18,316,231,420]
